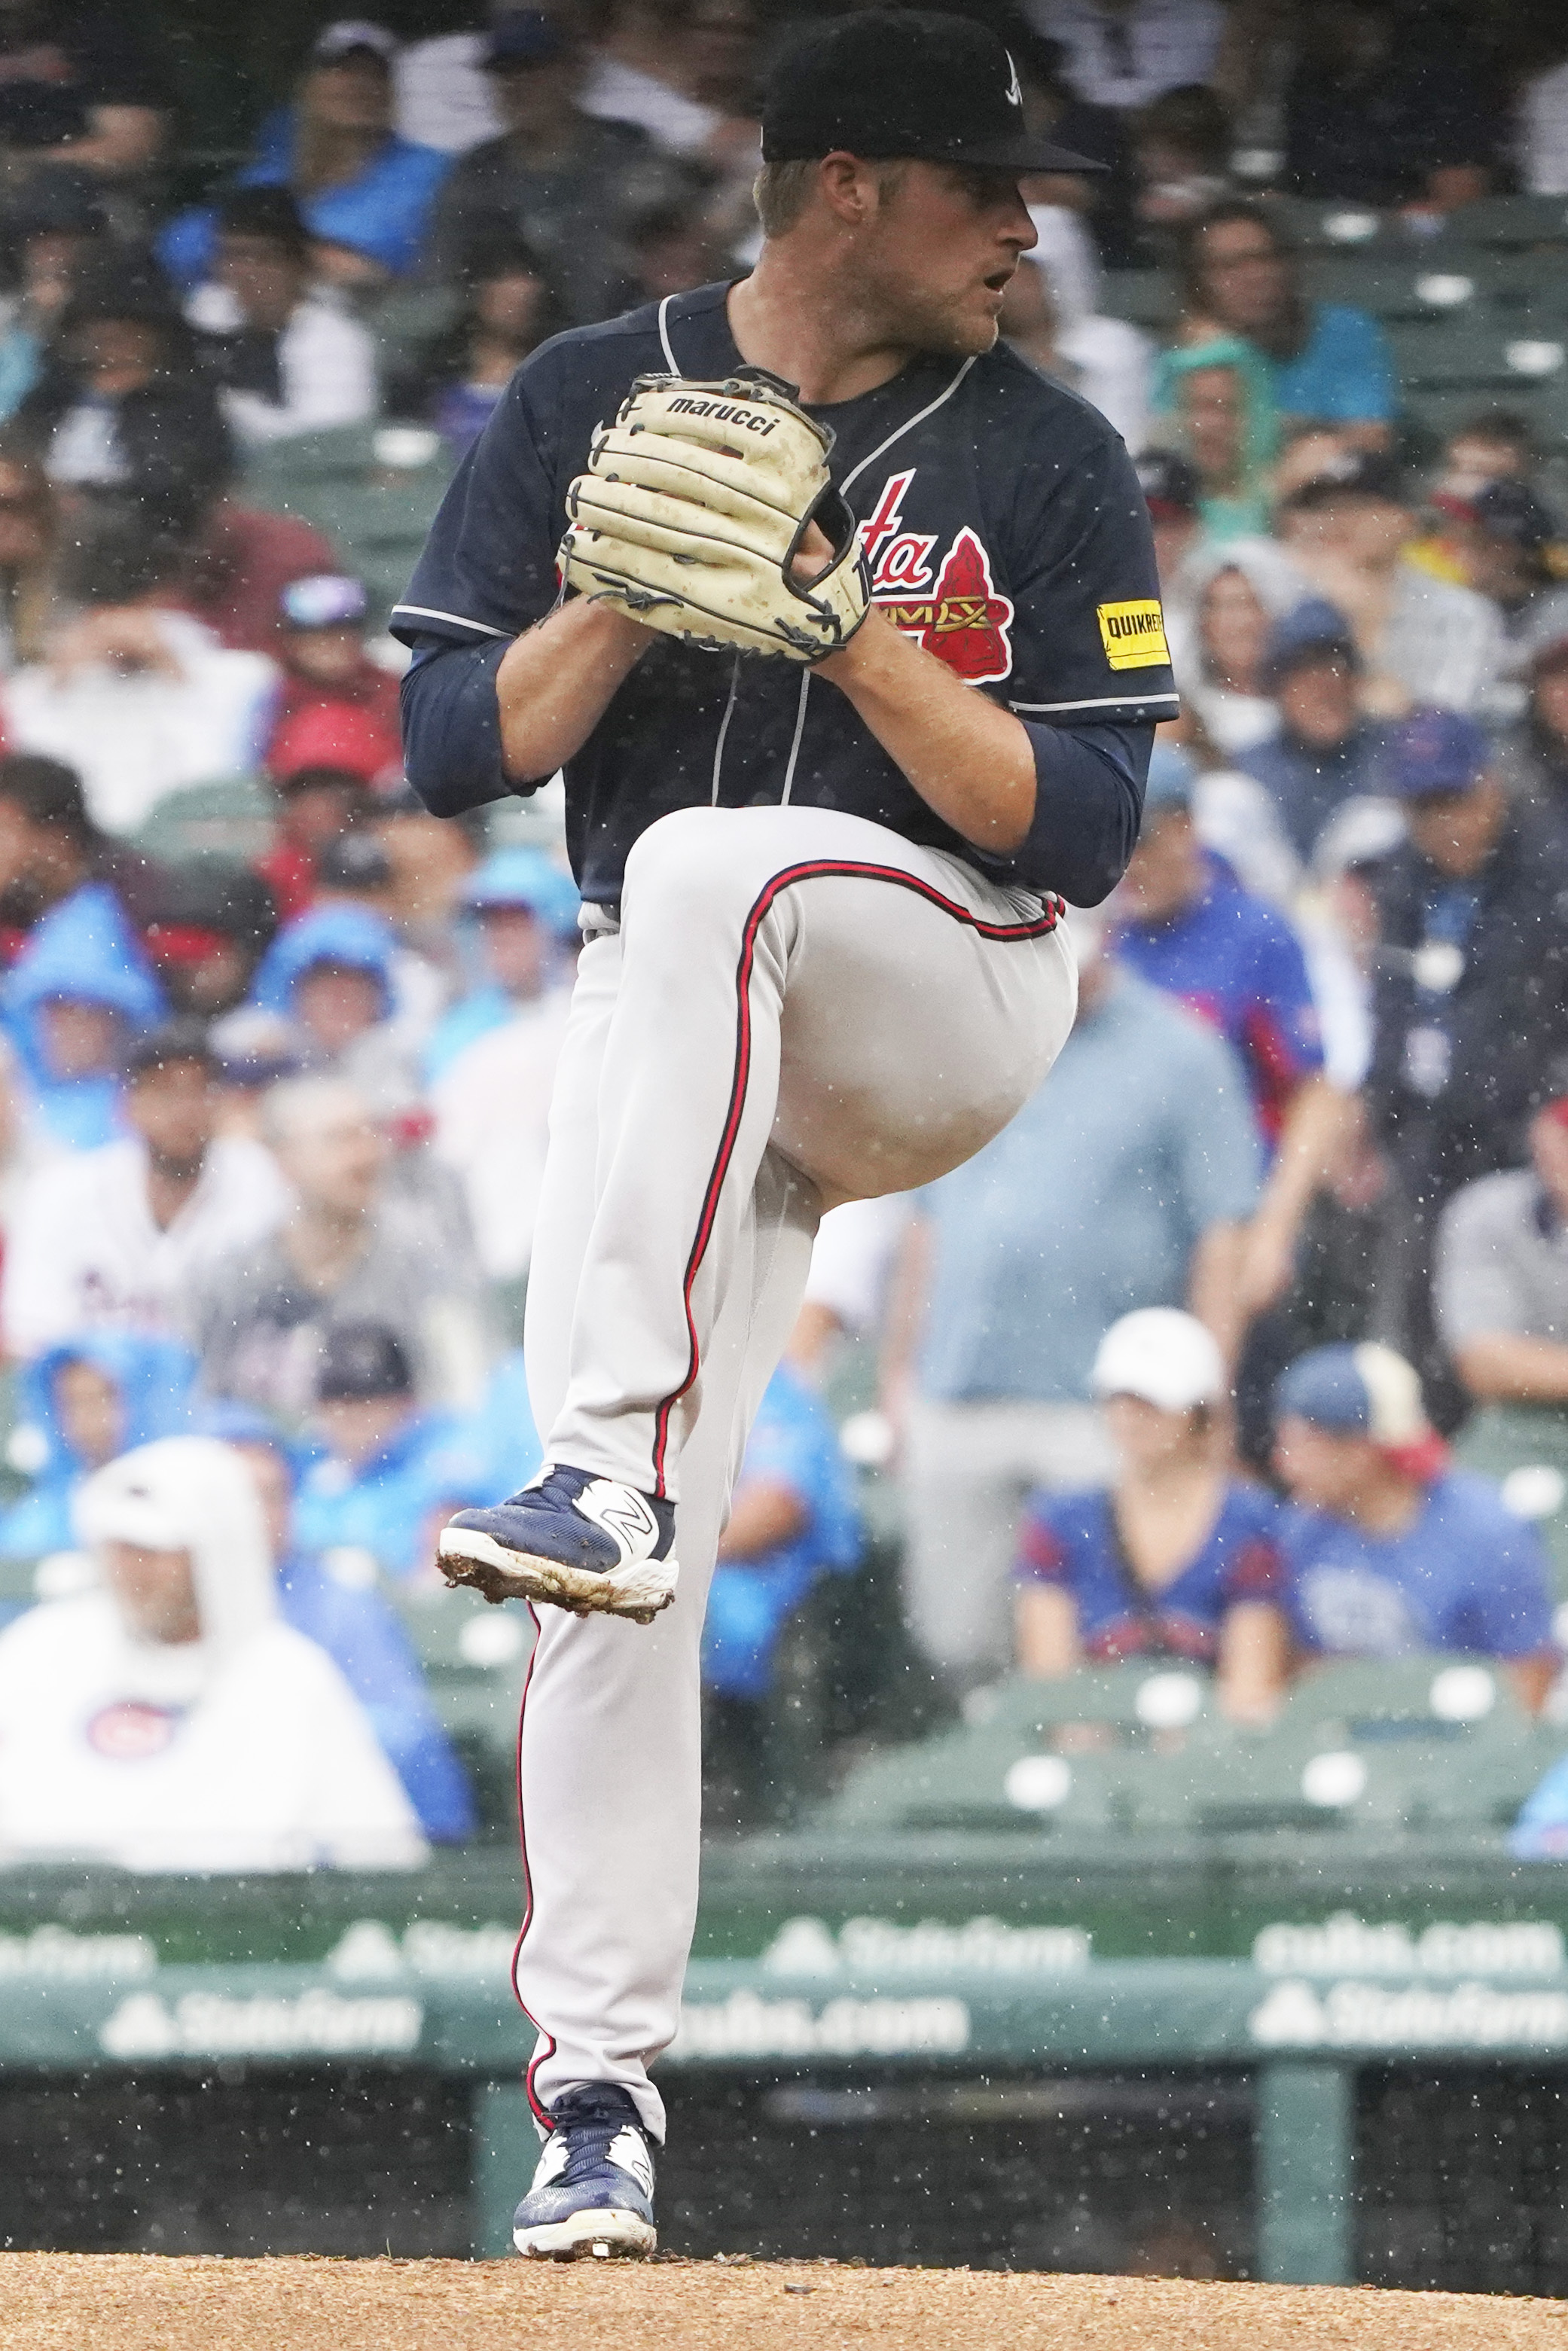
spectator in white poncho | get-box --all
[0,1435,426,1871]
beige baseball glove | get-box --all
[559,370,870,661]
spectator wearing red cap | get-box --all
[264,575,403,779]
[255,761,374,925]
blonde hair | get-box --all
[752,157,908,239]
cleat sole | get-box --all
[514,2207,657,2260]
[438,1526,677,1622]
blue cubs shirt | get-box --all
[702,1364,862,1701]
[1113,852,1323,1143]
[394,281,1176,907]
[1283,1471,1554,1660]
[1017,1479,1284,1662]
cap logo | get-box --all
[1004,50,1023,109]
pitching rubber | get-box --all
[437,1526,679,1624]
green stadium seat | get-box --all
[1387,313,1534,389]
[823,1664,1217,1835]
[131,777,276,864]
[1454,1404,1568,1604]
[240,424,459,628]
[1302,258,1483,319]
[1443,194,1568,249]
[1271,197,1394,253]
[1191,1655,1553,1836]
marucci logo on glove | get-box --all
[860,471,1014,684]
[667,395,779,436]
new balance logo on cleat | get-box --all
[437,1465,679,1623]
[577,1480,660,1558]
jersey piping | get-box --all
[649,857,1063,1496]
[510,1608,558,2131]
[1011,691,1181,714]
[390,602,511,639]
[839,356,979,498]
[779,671,811,806]
[657,292,679,374]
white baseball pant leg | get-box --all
[514,804,1078,2138]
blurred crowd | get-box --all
[5,0,1568,1869]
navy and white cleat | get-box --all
[513,2083,658,2260]
[438,1464,678,1623]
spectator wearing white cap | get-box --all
[1015,1308,1288,1721]
[0,1435,426,1870]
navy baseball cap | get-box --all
[1275,1342,1446,1474]
[1382,708,1491,800]
[485,12,568,69]
[1261,596,1360,690]
[762,9,1105,172]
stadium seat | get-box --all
[1443,195,1568,249]
[241,425,459,628]
[1192,1655,1554,1837]
[822,1663,1217,1836]
[1301,258,1483,319]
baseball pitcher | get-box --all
[395,6,1174,2259]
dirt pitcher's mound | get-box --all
[2,2255,1565,2351]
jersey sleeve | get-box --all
[394,352,570,816]
[1005,416,1178,732]
[991,409,1176,901]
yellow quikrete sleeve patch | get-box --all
[1097,598,1170,670]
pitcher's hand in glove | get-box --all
[560,370,870,662]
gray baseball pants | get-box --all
[514,803,1077,2137]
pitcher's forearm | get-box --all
[496,599,654,782]
[817,611,1036,853]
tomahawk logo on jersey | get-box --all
[859,471,1016,685]
[394,281,1178,908]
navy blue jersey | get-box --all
[394,282,1176,905]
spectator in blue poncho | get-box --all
[209,1400,476,1843]
[159,23,450,293]
[294,1319,494,1583]
[4,877,165,1152]
[701,1363,862,1706]
[0,1330,196,1564]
